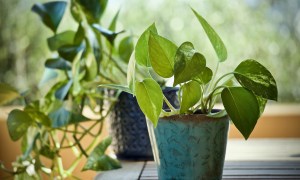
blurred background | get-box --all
[0,0,300,102]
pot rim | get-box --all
[160,109,229,122]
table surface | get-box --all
[95,139,300,180]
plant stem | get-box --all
[101,50,127,77]
[212,72,234,90]
[204,85,227,112]
[163,95,176,112]
[206,62,219,96]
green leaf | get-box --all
[0,83,20,105]
[40,145,55,159]
[49,107,88,128]
[58,43,85,62]
[68,112,89,124]
[180,81,201,114]
[256,96,267,116]
[135,78,163,127]
[55,80,73,100]
[234,59,278,101]
[92,24,124,45]
[99,84,132,94]
[21,127,39,159]
[84,52,98,81]
[77,0,108,24]
[193,67,213,85]
[119,36,134,63]
[221,87,260,139]
[32,1,67,33]
[148,32,177,78]
[39,68,58,87]
[24,105,51,127]
[135,23,158,67]
[83,137,121,171]
[45,58,71,70]
[47,31,76,51]
[49,107,70,128]
[192,8,227,62]
[173,42,206,86]
[74,23,85,45]
[127,54,136,92]
[7,110,33,141]
[109,9,120,31]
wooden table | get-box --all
[95,139,300,179]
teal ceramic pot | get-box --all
[146,110,229,180]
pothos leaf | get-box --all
[83,137,121,171]
[148,32,177,78]
[221,87,260,140]
[135,23,158,67]
[0,83,20,105]
[234,59,278,101]
[135,78,163,127]
[7,110,34,141]
[173,42,206,86]
[180,81,201,114]
[32,1,67,33]
[192,8,227,62]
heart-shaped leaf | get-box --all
[32,1,67,33]
[76,0,108,24]
[221,87,260,139]
[119,36,134,63]
[234,59,278,101]
[192,8,227,62]
[193,67,213,85]
[135,78,163,127]
[148,32,177,78]
[83,137,121,171]
[0,83,20,105]
[7,110,33,141]
[173,42,206,86]
[47,31,76,51]
[45,58,72,70]
[180,81,201,113]
[58,43,85,62]
[135,23,158,67]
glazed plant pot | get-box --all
[108,87,179,160]
[146,110,229,180]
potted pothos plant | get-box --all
[0,0,132,179]
[101,8,278,179]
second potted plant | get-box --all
[101,8,278,180]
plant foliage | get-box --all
[103,8,278,140]
[0,0,134,178]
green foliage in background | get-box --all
[1,0,299,101]
[0,0,135,179]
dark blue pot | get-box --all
[147,111,229,180]
[108,87,179,160]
